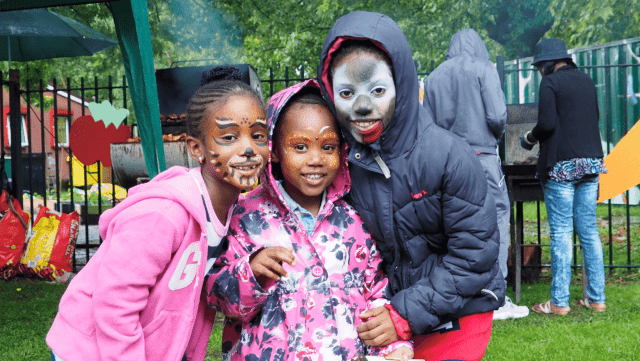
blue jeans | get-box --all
[543,176,606,308]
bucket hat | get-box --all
[532,38,571,66]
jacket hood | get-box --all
[445,29,490,60]
[318,11,428,158]
[263,79,350,207]
[99,166,209,237]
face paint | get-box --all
[287,133,312,148]
[199,95,269,190]
[320,132,340,169]
[332,51,396,144]
[274,103,340,211]
[223,153,265,186]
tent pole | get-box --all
[110,0,166,179]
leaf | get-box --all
[87,100,129,128]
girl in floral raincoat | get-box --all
[206,80,413,361]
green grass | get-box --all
[486,274,640,361]
[0,278,68,361]
[3,274,640,361]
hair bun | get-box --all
[200,65,242,86]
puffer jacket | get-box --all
[205,79,411,361]
[318,11,505,335]
[423,28,507,154]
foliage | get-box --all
[211,0,487,75]
[469,0,555,59]
[2,0,640,106]
[31,187,111,205]
[547,0,640,49]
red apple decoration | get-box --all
[69,101,131,167]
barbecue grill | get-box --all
[111,64,262,188]
[155,64,264,135]
[502,103,590,302]
[502,102,544,302]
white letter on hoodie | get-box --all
[169,242,201,290]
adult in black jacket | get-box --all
[318,11,504,360]
[521,38,607,315]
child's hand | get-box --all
[250,247,296,286]
[357,306,397,346]
[384,346,415,360]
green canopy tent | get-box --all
[0,0,166,200]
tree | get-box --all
[468,0,554,59]
[3,0,638,97]
[546,0,640,50]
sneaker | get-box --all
[493,296,530,320]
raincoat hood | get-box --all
[318,11,428,159]
[445,28,490,61]
[263,79,350,207]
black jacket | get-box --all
[533,65,604,181]
[317,11,504,335]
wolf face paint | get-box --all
[332,52,396,145]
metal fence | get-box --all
[1,71,129,270]
[3,49,637,273]
[496,37,640,274]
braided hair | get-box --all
[186,65,264,140]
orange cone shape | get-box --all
[598,119,640,203]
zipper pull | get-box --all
[374,155,391,179]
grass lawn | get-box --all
[1,273,639,361]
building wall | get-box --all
[1,87,112,191]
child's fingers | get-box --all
[358,323,386,345]
[384,345,414,360]
[269,247,297,266]
[253,263,283,281]
[359,305,385,319]
[357,307,397,346]
[264,257,289,278]
[363,333,393,347]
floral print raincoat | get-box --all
[206,80,412,361]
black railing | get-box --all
[1,71,129,270]
[5,58,635,274]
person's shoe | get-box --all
[493,296,531,320]
[532,300,570,315]
[574,298,606,312]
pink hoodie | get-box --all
[47,166,231,361]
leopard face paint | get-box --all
[200,95,269,190]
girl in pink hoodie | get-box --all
[46,66,270,361]
[206,80,413,361]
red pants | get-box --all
[413,311,493,361]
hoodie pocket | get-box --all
[143,310,188,360]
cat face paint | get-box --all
[273,103,340,209]
[200,95,269,190]
[332,52,396,144]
